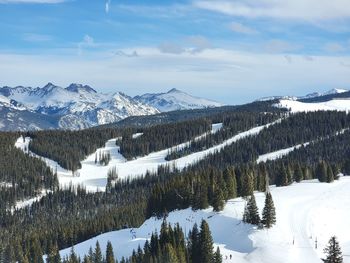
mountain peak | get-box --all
[167,88,181,93]
[66,83,97,94]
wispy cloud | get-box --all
[158,42,185,55]
[264,40,302,53]
[193,0,350,21]
[23,33,52,42]
[229,22,257,34]
[158,36,211,55]
[324,42,346,53]
[2,47,350,104]
[78,35,95,55]
[105,0,111,13]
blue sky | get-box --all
[1,0,350,104]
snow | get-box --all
[58,177,350,263]
[135,88,223,112]
[14,121,275,193]
[257,143,309,163]
[132,133,143,139]
[14,190,49,210]
[277,99,350,113]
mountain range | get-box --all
[0,83,222,131]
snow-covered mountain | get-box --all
[0,83,159,130]
[134,88,223,112]
[301,88,348,99]
[258,88,349,102]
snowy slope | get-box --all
[257,143,309,163]
[58,177,350,263]
[16,121,277,192]
[134,88,223,112]
[276,99,350,113]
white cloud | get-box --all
[23,33,52,42]
[194,0,350,21]
[158,42,185,54]
[324,42,346,53]
[78,35,95,55]
[158,36,211,55]
[1,48,350,104]
[264,40,302,53]
[229,22,257,34]
[105,0,111,13]
[187,36,211,53]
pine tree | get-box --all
[242,194,260,225]
[322,236,343,263]
[294,163,304,183]
[46,242,61,263]
[241,170,254,197]
[189,223,200,263]
[223,167,237,200]
[68,247,79,263]
[162,244,179,263]
[326,164,334,183]
[199,220,214,263]
[317,161,328,183]
[262,192,276,228]
[106,241,115,263]
[213,247,222,263]
[212,187,225,212]
[93,241,103,263]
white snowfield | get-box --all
[58,177,350,263]
[257,143,309,163]
[277,99,350,113]
[15,121,277,192]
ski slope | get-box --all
[58,177,350,263]
[277,99,350,113]
[15,121,277,192]
[257,143,309,163]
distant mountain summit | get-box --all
[0,84,223,131]
[258,88,349,102]
[0,83,159,130]
[134,88,223,112]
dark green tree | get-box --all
[106,241,115,263]
[93,241,103,263]
[242,194,260,225]
[322,236,343,263]
[262,192,276,228]
[213,247,222,263]
[199,220,214,263]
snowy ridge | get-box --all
[134,88,223,112]
[57,177,350,263]
[257,143,309,163]
[0,83,159,130]
[276,99,350,113]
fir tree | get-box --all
[199,220,214,263]
[326,164,334,183]
[262,192,276,228]
[223,167,237,200]
[242,194,260,225]
[322,236,343,263]
[93,241,103,263]
[106,241,115,263]
[213,247,222,263]
[46,243,61,263]
[294,163,304,183]
[212,187,225,212]
[189,223,200,263]
[317,161,328,183]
